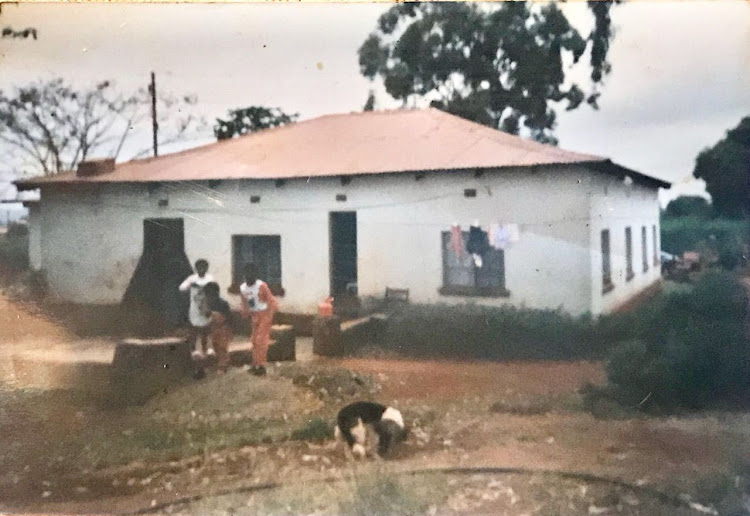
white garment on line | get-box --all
[507,223,520,243]
[490,224,510,250]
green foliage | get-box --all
[663,196,713,219]
[214,106,298,141]
[363,300,661,362]
[358,2,619,144]
[693,116,750,218]
[0,230,28,272]
[660,216,748,269]
[596,272,750,412]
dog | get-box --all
[334,401,407,460]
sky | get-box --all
[0,1,749,209]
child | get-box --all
[179,259,215,358]
[203,282,232,374]
[239,263,279,376]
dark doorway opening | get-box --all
[122,218,193,336]
[329,212,359,317]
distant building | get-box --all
[16,109,670,322]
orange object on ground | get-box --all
[318,297,334,317]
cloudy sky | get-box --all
[1,1,749,207]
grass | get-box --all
[291,417,333,442]
[178,468,448,516]
[0,364,383,476]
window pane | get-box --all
[232,235,282,286]
[476,248,504,288]
[442,232,504,289]
[442,232,474,287]
[601,230,611,283]
[641,226,648,271]
[625,227,633,273]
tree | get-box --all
[358,1,619,144]
[663,195,713,219]
[363,91,376,112]
[214,106,298,141]
[0,78,204,177]
[693,116,750,219]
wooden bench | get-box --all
[385,287,409,303]
[314,313,387,357]
[228,324,296,365]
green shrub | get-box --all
[6,222,28,239]
[362,296,668,362]
[0,233,29,272]
[661,216,747,270]
[593,271,749,412]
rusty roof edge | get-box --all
[15,159,627,188]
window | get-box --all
[641,226,649,273]
[652,225,659,265]
[440,231,508,297]
[232,235,284,296]
[601,229,613,293]
[625,227,634,281]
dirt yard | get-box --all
[1,292,750,515]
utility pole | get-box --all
[149,72,158,157]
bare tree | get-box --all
[0,78,205,177]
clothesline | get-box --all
[56,197,656,229]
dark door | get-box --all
[123,218,192,335]
[329,212,358,297]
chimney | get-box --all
[77,158,115,178]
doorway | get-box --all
[329,211,358,298]
[122,218,193,334]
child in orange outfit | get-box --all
[239,263,279,376]
[203,282,233,374]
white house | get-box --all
[15,108,670,323]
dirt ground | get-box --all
[1,292,749,515]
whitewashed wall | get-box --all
[27,203,42,271]
[588,174,662,315]
[32,165,662,316]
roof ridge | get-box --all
[114,108,424,171]
[425,108,605,162]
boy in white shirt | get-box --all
[179,259,215,358]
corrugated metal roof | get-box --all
[15,108,670,188]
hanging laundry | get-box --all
[490,224,510,250]
[466,224,489,255]
[467,224,489,267]
[507,223,520,243]
[449,224,464,259]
